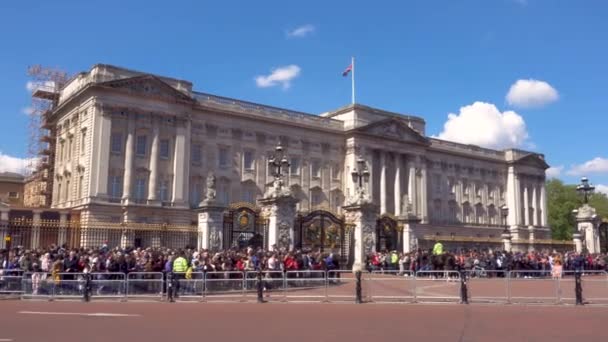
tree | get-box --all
[546,179,608,240]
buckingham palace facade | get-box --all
[43,64,551,250]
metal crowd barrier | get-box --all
[2,269,607,305]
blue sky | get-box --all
[0,0,606,191]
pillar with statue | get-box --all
[258,143,299,251]
[197,172,226,251]
[573,177,601,253]
[343,157,379,271]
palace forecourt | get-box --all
[1,63,563,258]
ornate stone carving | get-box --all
[278,222,291,249]
[209,229,221,251]
[199,172,217,206]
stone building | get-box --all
[43,64,551,251]
[0,172,25,207]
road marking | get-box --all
[0,339,14,341]
[18,311,140,317]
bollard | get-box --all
[83,272,91,302]
[167,272,175,303]
[459,270,469,304]
[256,270,265,303]
[575,271,583,306]
[355,270,362,304]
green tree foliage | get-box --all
[547,179,608,240]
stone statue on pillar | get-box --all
[197,171,226,251]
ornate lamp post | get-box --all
[268,143,290,181]
[576,177,595,204]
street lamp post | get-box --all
[576,177,595,204]
[268,143,290,180]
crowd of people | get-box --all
[1,242,607,280]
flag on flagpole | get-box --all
[342,64,353,77]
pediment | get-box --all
[354,118,429,145]
[99,75,194,103]
[513,154,550,170]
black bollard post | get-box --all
[167,272,175,303]
[83,272,91,302]
[256,270,265,303]
[575,271,583,306]
[460,270,469,304]
[355,270,362,304]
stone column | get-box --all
[532,185,538,226]
[506,166,521,238]
[501,231,512,252]
[89,103,112,200]
[197,204,226,251]
[576,204,600,254]
[394,154,401,217]
[343,202,379,271]
[147,122,160,205]
[407,156,417,217]
[523,185,530,226]
[0,207,9,249]
[58,211,69,247]
[122,117,135,204]
[31,209,42,249]
[379,151,387,214]
[259,195,299,251]
[171,121,189,207]
[419,156,428,224]
[540,182,547,227]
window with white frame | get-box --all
[8,192,18,198]
[65,179,71,201]
[67,138,73,160]
[242,187,256,204]
[218,181,229,205]
[160,139,170,159]
[311,190,322,208]
[79,176,84,198]
[110,176,123,199]
[311,160,321,178]
[57,182,62,202]
[191,144,202,164]
[136,135,147,156]
[290,157,300,175]
[219,147,230,168]
[243,150,255,171]
[60,141,65,161]
[111,133,122,154]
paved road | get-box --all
[0,301,607,342]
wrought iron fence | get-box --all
[0,219,197,250]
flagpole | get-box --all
[351,56,356,104]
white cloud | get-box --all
[0,151,34,175]
[436,101,529,150]
[567,157,608,176]
[255,65,301,89]
[506,79,559,108]
[597,184,608,195]
[546,165,563,179]
[26,80,56,92]
[286,24,315,38]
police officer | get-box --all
[172,250,188,298]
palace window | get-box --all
[159,181,169,202]
[65,179,71,201]
[191,144,202,164]
[331,163,341,179]
[160,139,170,159]
[136,135,147,156]
[67,138,73,160]
[311,160,321,178]
[81,129,87,156]
[242,188,256,204]
[57,182,62,202]
[218,181,230,205]
[79,175,84,198]
[190,184,201,208]
[243,150,255,171]
[109,176,123,199]
[8,192,18,198]
[219,147,230,168]
[134,178,147,201]
[111,133,122,154]
[290,157,300,175]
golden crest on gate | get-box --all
[238,210,250,229]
